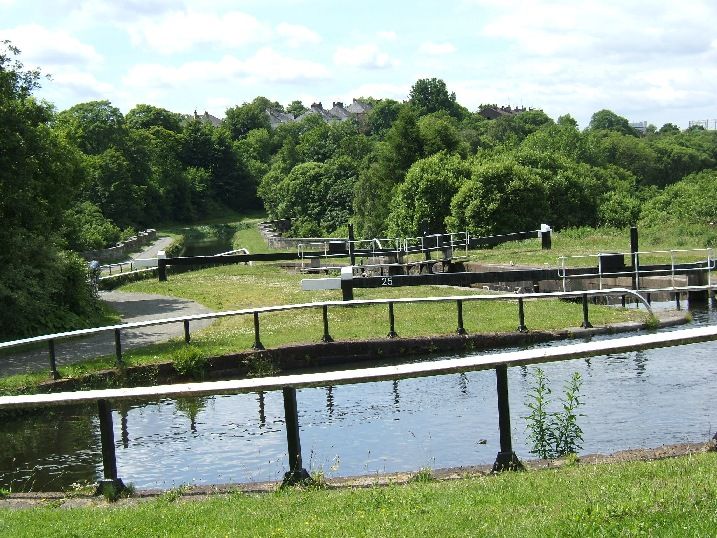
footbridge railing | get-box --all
[1,323,716,493]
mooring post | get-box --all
[517,298,528,332]
[492,365,522,472]
[114,329,123,367]
[581,293,593,328]
[456,299,467,335]
[387,302,398,338]
[630,226,639,290]
[48,339,60,380]
[282,387,310,485]
[540,224,552,250]
[348,224,356,266]
[621,295,626,308]
[183,320,191,344]
[674,292,681,310]
[321,305,334,343]
[341,266,354,301]
[252,312,265,350]
[96,399,126,496]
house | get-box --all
[183,110,223,126]
[478,105,527,121]
[267,108,295,129]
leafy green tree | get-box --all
[0,42,98,338]
[587,109,637,136]
[353,106,423,237]
[285,100,306,117]
[55,100,128,155]
[62,201,122,250]
[126,104,183,133]
[367,99,402,137]
[387,152,471,236]
[224,97,271,140]
[639,170,717,229]
[409,78,464,119]
[448,156,549,235]
[418,111,468,157]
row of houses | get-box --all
[267,99,373,128]
[188,101,535,130]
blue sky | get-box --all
[3,0,716,128]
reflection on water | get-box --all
[2,303,716,491]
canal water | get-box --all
[2,303,716,492]
[180,224,237,257]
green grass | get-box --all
[1,451,715,536]
[469,226,715,267]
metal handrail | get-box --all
[0,287,652,352]
[558,248,715,291]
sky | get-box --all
[2,0,716,128]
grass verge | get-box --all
[1,451,715,536]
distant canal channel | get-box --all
[1,304,715,492]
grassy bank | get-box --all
[1,451,715,536]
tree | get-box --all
[285,100,306,117]
[55,100,128,155]
[409,78,463,119]
[366,99,402,137]
[224,97,271,140]
[126,104,182,133]
[387,152,471,236]
[417,111,468,157]
[587,109,637,136]
[0,42,98,338]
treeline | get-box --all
[3,41,717,339]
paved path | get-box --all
[1,237,213,377]
[0,292,215,377]
[130,236,174,260]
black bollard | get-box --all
[387,302,398,338]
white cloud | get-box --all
[377,31,397,41]
[123,49,330,91]
[2,24,103,67]
[334,43,397,69]
[127,9,269,54]
[276,22,321,48]
[418,41,456,55]
[345,82,409,101]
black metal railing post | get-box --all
[456,300,467,335]
[348,224,356,266]
[252,312,265,350]
[282,387,310,485]
[630,226,639,290]
[158,258,167,282]
[674,292,681,310]
[517,298,527,332]
[581,294,593,329]
[183,320,191,344]
[321,305,334,343]
[387,302,398,338]
[114,329,123,367]
[48,339,60,380]
[492,365,522,472]
[96,399,126,496]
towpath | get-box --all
[1,237,214,377]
